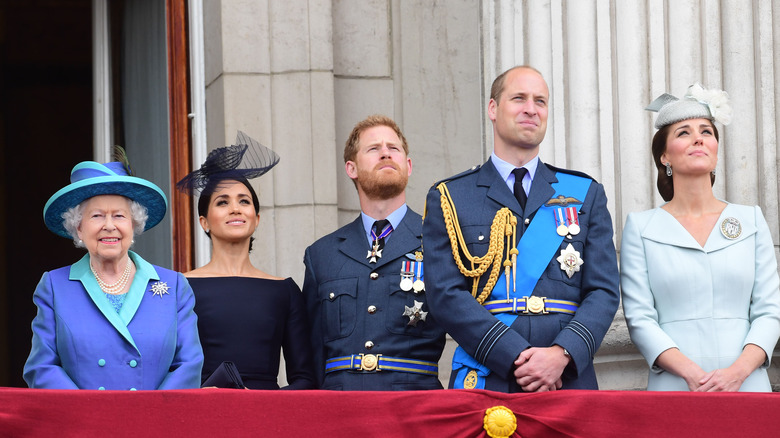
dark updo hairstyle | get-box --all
[651,122,719,202]
[197,176,260,252]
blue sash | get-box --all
[452,172,591,389]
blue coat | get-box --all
[24,251,204,390]
[620,204,780,391]
[303,209,446,390]
[422,159,620,391]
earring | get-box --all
[665,163,672,177]
[78,239,83,245]
[711,168,716,176]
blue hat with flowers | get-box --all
[43,160,168,239]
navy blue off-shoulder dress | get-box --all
[190,277,315,390]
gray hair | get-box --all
[62,198,149,248]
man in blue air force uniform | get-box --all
[423,66,619,392]
[303,115,446,390]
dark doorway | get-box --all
[0,0,94,387]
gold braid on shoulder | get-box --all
[437,182,517,304]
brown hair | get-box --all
[343,115,409,163]
[652,123,719,201]
[490,65,544,103]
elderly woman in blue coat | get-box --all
[24,156,204,390]
[620,84,780,391]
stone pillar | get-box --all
[203,0,337,284]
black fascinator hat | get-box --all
[176,130,280,195]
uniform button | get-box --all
[98,359,106,367]
[98,386,105,390]
[524,218,530,225]
[329,292,335,300]
[130,388,137,391]
[129,360,138,368]
[368,305,377,314]
[365,341,374,350]
[370,272,379,280]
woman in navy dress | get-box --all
[178,132,315,390]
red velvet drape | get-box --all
[1,387,778,437]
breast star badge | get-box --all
[556,243,583,278]
[402,300,428,327]
[150,281,170,298]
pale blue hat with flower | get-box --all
[646,83,733,129]
[44,160,168,239]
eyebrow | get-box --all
[674,123,712,133]
[214,193,250,199]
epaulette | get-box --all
[544,163,599,183]
[428,164,482,190]
[424,164,482,221]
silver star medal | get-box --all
[556,243,583,278]
[403,300,428,327]
[150,281,170,298]
[367,242,383,264]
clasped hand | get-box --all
[513,346,569,392]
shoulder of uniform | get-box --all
[429,164,482,190]
[544,163,599,183]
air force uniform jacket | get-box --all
[303,208,446,390]
[422,159,620,392]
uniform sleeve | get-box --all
[281,279,316,389]
[620,212,678,370]
[157,273,204,389]
[551,182,620,376]
[23,272,79,389]
[422,186,529,380]
[302,247,326,387]
[743,206,780,366]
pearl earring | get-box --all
[665,163,672,177]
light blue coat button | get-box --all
[130,388,137,391]
[98,386,105,390]
[129,360,138,368]
[98,359,106,367]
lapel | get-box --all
[526,162,557,215]
[337,210,422,269]
[480,158,557,217]
[70,254,139,351]
[70,251,159,352]
[642,205,757,252]
[480,158,522,217]
[338,216,376,266]
[120,251,160,325]
[373,210,422,270]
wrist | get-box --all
[554,344,571,363]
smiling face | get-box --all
[345,124,412,200]
[488,67,549,154]
[661,118,718,177]
[77,195,134,264]
[199,180,260,242]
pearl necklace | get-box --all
[91,258,133,295]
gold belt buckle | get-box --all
[525,296,548,314]
[360,354,380,371]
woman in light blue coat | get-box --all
[24,154,203,390]
[620,84,780,391]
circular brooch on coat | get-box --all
[720,217,742,240]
